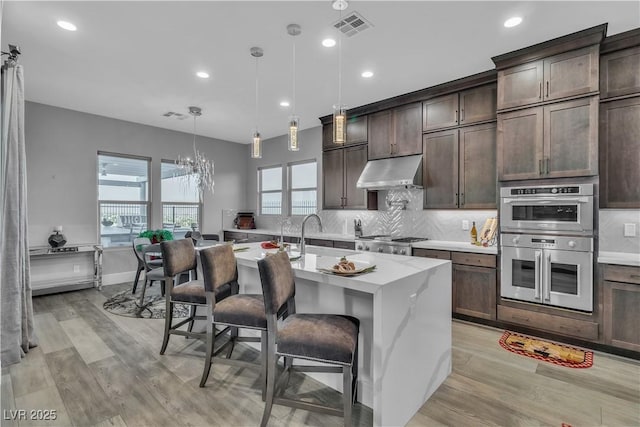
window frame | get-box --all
[287,159,318,216]
[97,151,152,248]
[160,159,204,232]
[258,164,284,216]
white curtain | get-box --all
[1,61,38,366]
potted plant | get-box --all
[101,214,118,227]
[138,229,174,244]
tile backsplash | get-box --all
[599,209,640,254]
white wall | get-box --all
[25,102,248,277]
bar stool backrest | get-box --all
[160,238,196,277]
[257,251,296,316]
[200,245,238,293]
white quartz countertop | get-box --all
[223,228,356,242]
[232,242,450,294]
[411,240,498,255]
[598,251,640,267]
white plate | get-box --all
[316,258,376,276]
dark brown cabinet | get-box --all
[423,123,496,209]
[498,96,598,181]
[600,46,640,99]
[368,103,422,159]
[602,264,640,352]
[497,45,599,110]
[452,252,497,320]
[423,85,497,132]
[223,231,276,242]
[323,145,368,209]
[322,115,368,150]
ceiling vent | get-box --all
[162,111,189,120]
[332,11,373,37]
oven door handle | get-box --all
[502,197,590,204]
[534,250,542,300]
[544,253,552,302]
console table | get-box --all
[29,244,103,296]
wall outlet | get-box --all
[624,223,637,237]
[462,220,469,231]
[73,264,80,273]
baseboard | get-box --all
[102,271,135,286]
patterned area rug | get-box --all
[499,331,593,369]
[103,286,189,319]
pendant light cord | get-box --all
[292,37,296,114]
[255,56,259,134]
[192,113,197,153]
[338,8,343,109]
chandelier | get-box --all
[176,106,215,196]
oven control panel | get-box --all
[504,233,592,252]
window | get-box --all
[259,166,283,215]
[289,160,317,215]
[161,160,202,240]
[98,153,150,248]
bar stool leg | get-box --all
[159,297,172,355]
[343,365,353,427]
[199,304,215,387]
[187,305,196,335]
[260,330,268,402]
[260,334,277,427]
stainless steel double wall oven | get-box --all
[500,184,595,312]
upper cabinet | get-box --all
[368,103,422,160]
[423,84,497,132]
[600,28,640,100]
[497,45,599,110]
[322,144,369,210]
[322,115,368,150]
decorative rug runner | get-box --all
[103,287,189,319]
[499,331,593,369]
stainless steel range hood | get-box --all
[356,154,423,190]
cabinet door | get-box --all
[459,123,497,209]
[603,280,640,352]
[322,122,334,150]
[497,60,543,110]
[322,149,345,209]
[544,96,598,178]
[600,97,640,208]
[497,107,543,181]
[393,103,423,157]
[600,46,640,99]
[423,94,458,131]
[453,264,496,320]
[343,145,368,209]
[367,109,393,159]
[543,45,599,101]
[459,84,497,125]
[347,116,368,144]
[423,130,459,209]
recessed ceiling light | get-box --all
[196,71,210,79]
[57,20,77,31]
[280,101,290,107]
[361,71,374,78]
[504,17,522,28]
[322,38,336,48]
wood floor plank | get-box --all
[1,371,19,427]
[33,313,73,354]
[8,346,56,398]
[12,386,73,427]
[90,415,129,427]
[58,317,115,364]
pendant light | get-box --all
[287,24,301,151]
[332,0,348,145]
[250,47,264,159]
[176,106,215,196]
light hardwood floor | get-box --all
[2,285,639,427]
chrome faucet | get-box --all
[300,213,323,256]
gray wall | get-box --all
[25,102,248,277]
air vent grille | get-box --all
[333,11,373,37]
[162,111,189,120]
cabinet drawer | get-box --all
[452,252,496,268]
[497,305,599,341]
[224,231,248,242]
[603,264,640,285]
[305,238,334,248]
[412,248,451,260]
[246,233,276,243]
[333,240,355,250]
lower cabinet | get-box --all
[602,264,640,352]
[497,305,599,341]
[223,231,276,242]
[452,253,497,320]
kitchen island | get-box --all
[233,243,452,427]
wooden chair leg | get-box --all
[343,365,353,427]
[260,334,277,427]
[132,265,143,294]
[138,278,149,309]
[199,304,215,387]
[160,298,173,355]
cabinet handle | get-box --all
[460,193,465,206]
[455,109,458,123]
[539,82,542,99]
[461,108,465,122]
[546,81,549,97]
[545,158,550,175]
[539,159,543,175]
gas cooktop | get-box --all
[357,235,429,243]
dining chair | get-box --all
[137,243,165,307]
[158,239,234,357]
[257,251,360,427]
[132,237,162,294]
[198,245,268,396]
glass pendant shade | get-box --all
[251,132,262,159]
[333,105,347,145]
[288,115,300,151]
